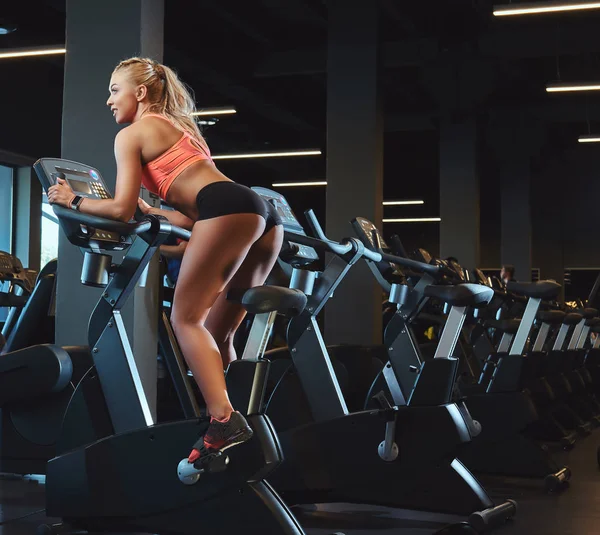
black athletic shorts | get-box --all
[195,181,282,233]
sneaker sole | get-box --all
[206,426,254,453]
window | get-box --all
[41,199,59,269]
[0,165,13,254]
[0,165,13,324]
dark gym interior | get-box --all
[1,1,600,534]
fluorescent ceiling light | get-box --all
[494,1,600,16]
[272,181,327,187]
[578,135,600,143]
[213,150,322,160]
[546,82,600,92]
[0,46,66,59]
[383,200,424,206]
[191,107,237,116]
[270,183,427,205]
[383,217,441,223]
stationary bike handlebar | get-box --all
[284,230,356,258]
[52,205,192,242]
[286,210,442,276]
[368,230,444,276]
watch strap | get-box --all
[70,195,83,211]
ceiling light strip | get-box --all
[383,200,424,206]
[271,183,427,203]
[0,46,66,59]
[494,1,600,16]
[546,83,600,92]
[383,218,441,223]
[191,107,237,116]
[213,150,322,160]
[272,181,327,187]
[578,135,600,143]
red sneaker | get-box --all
[188,411,253,466]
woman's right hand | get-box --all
[137,197,153,215]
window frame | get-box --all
[0,163,16,255]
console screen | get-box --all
[268,199,297,224]
[66,178,92,194]
[275,204,291,221]
[55,167,91,178]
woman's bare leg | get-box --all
[171,213,265,420]
[204,225,284,368]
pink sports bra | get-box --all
[140,113,213,199]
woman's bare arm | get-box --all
[146,206,195,230]
[160,241,188,259]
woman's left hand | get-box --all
[47,178,76,208]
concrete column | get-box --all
[324,0,383,346]
[439,118,480,271]
[14,167,42,271]
[57,0,164,416]
[531,144,566,302]
[491,118,543,284]
[500,151,531,282]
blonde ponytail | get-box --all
[113,57,208,151]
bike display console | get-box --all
[34,158,131,251]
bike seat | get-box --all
[506,280,561,299]
[227,286,307,317]
[537,310,566,324]
[586,317,600,328]
[423,283,494,308]
[563,313,583,326]
[486,318,520,334]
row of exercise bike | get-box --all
[0,157,598,534]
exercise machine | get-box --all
[242,188,517,533]
[32,158,314,535]
[351,218,571,492]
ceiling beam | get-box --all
[493,100,600,123]
[0,149,35,166]
[259,0,326,28]
[255,46,325,78]
[167,46,316,132]
[386,99,600,133]
[378,0,419,36]
[479,23,600,59]
[254,21,600,77]
[385,113,436,132]
[254,39,438,78]
[41,0,66,13]
[204,3,272,46]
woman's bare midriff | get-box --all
[165,160,232,221]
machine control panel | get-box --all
[0,251,34,292]
[353,216,391,250]
[34,158,130,251]
[47,163,110,200]
[0,251,20,274]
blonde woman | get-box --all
[47,57,283,465]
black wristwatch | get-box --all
[70,195,84,211]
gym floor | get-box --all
[293,432,600,535]
[0,433,597,535]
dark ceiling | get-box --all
[2,0,600,254]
